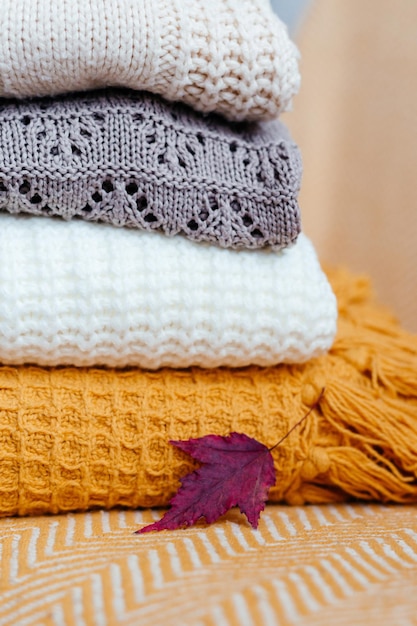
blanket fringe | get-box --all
[280,269,417,505]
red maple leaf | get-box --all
[136,390,323,534]
[137,433,275,533]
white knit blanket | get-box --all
[0,0,299,122]
[0,214,336,368]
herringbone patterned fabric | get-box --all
[1,503,417,625]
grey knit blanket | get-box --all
[0,90,302,249]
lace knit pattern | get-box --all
[0,0,300,122]
[0,213,336,368]
[0,90,302,250]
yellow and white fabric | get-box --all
[1,503,417,625]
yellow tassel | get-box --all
[295,375,417,503]
[328,267,417,397]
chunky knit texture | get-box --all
[0,90,302,250]
[0,0,300,122]
[0,213,336,368]
[0,268,417,516]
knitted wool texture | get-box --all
[0,90,302,250]
[0,0,300,122]
[1,268,417,517]
[0,213,336,368]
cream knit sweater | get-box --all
[0,0,300,121]
[0,214,336,368]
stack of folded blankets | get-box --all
[0,0,416,518]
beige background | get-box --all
[284,0,417,330]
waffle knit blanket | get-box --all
[0,213,336,368]
[0,90,302,250]
[0,268,416,517]
[0,0,300,122]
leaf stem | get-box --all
[268,387,325,452]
